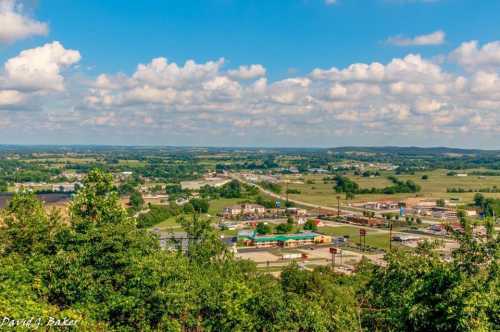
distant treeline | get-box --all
[334,175,420,195]
[447,187,500,193]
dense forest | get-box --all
[0,169,498,331]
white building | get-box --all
[223,204,266,217]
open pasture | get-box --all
[283,169,500,207]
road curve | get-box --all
[229,173,361,216]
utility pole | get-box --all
[336,195,340,217]
[285,180,289,206]
[389,220,393,251]
[330,247,337,268]
[359,229,366,252]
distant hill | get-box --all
[327,146,500,157]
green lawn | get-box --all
[220,229,239,237]
[153,215,183,231]
[208,197,247,216]
[318,225,391,250]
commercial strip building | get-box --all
[223,204,266,218]
[238,230,332,248]
[354,200,401,210]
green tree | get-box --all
[0,179,7,192]
[0,191,63,256]
[436,198,446,207]
[129,190,144,211]
[303,219,318,231]
[255,222,272,235]
[275,223,293,234]
[69,169,127,224]
[360,216,499,332]
[190,198,210,213]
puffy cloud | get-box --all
[2,41,81,91]
[203,76,242,101]
[470,71,500,96]
[227,64,266,80]
[450,40,500,71]
[80,49,500,142]
[0,0,48,43]
[0,89,25,107]
[414,98,444,113]
[132,57,223,88]
[311,54,444,83]
[311,62,385,82]
[5,38,500,146]
[387,30,445,46]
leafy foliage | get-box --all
[0,169,497,331]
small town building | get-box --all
[346,215,385,227]
[392,234,421,242]
[464,209,477,217]
[359,200,400,210]
[237,231,332,248]
[223,204,265,217]
[431,207,458,220]
[286,207,308,216]
[51,182,80,192]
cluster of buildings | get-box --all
[345,215,385,227]
[51,182,81,192]
[355,200,400,210]
[14,182,80,193]
[356,198,478,222]
[237,230,332,248]
[222,204,310,222]
[223,203,266,218]
[408,200,476,221]
[240,173,280,184]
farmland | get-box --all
[283,168,500,207]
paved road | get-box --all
[230,173,446,226]
[229,173,359,216]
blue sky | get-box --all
[18,0,499,78]
[1,0,500,148]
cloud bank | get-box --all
[1,38,500,146]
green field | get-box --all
[153,215,183,231]
[208,197,247,216]
[319,225,391,250]
[284,169,500,207]
[118,159,146,167]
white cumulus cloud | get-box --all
[0,0,48,43]
[227,64,266,80]
[450,40,500,71]
[387,30,445,46]
[2,41,81,92]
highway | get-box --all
[229,172,445,227]
[229,172,359,216]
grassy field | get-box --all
[118,160,146,167]
[318,225,391,250]
[208,197,248,216]
[153,215,183,231]
[283,169,500,207]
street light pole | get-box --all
[337,195,340,217]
